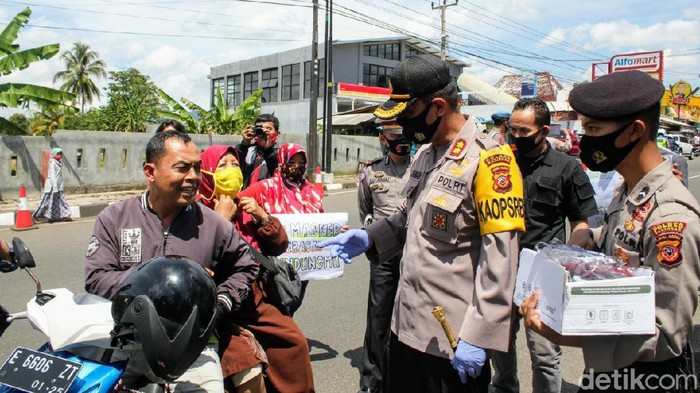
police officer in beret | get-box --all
[521,70,700,393]
[356,121,412,393]
[320,55,525,392]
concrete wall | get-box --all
[0,130,382,200]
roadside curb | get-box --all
[0,202,110,227]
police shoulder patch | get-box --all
[650,221,687,268]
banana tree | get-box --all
[158,87,262,135]
[0,7,75,134]
[156,88,203,133]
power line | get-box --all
[455,0,607,59]
[0,0,310,35]
[21,23,304,42]
[341,0,583,84]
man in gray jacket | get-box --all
[85,130,258,392]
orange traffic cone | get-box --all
[12,185,37,231]
[314,166,324,196]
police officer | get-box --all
[489,111,511,144]
[320,55,525,392]
[491,98,598,393]
[521,70,700,393]
[357,121,412,393]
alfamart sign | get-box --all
[592,50,664,81]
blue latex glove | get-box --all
[450,340,486,383]
[317,229,370,263]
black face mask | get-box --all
[397,102,442,145]
[579,121,638,173]
[512,128,544,156]
[386,137,412,156]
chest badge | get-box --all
[614,246,630,265]
[624,220,635,232]
[374,171,385,178]
[432,193,448,208]
[431,211,448,231]
[632,201,652,222]
[449,158,469,176]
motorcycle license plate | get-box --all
[0,347,82,393]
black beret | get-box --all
[569,70,664,119]
[374,55,452,120]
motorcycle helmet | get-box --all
[111,256,217,382]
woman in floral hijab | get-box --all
[239,143,323,214]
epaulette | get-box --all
[362,156,384,169]
[475,132,501,151]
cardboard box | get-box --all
[513,249,656,335]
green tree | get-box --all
[5,112,27,133]
[53,41,107,113]
[104,68,163,132]
[29,104,77,136]
[0,7,75,134]
[64,107,110,131]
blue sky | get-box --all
[0,0,697,110]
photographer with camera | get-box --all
[238,114,281,188]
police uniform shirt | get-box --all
[365,116,522,358]
[518,142,597,250]
[584,159,700,371]
[357,155,411,222]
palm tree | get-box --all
[0,7,75,134]
[53,41,106,113]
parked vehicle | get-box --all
[667,134,693,160]
[0,238,214,393]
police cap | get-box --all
[569,70,665,120]
[374,55,452,120]
[377,120,403,135]
[491,111,511,121]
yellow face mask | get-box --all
[202,167,243,200]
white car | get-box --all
[667,134,693,159]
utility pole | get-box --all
[323,0,333,173]
[308,0,319,174]
[431,0,458,60]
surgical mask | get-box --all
[387,137,412,156]
[201,167,243,200]
[282,164,306,183]
[512,129,544,156]
[579,121,637,173]
[397,102,442,145]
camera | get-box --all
[253,124,265,139]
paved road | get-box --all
[2,158,700,392]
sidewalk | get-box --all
[0,175,359,227]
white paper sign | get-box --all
[513,248,568,333]
[274,213,348,281]
[584,169,623,228]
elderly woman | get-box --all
[238,143,325,316]
[198,145,314,393]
